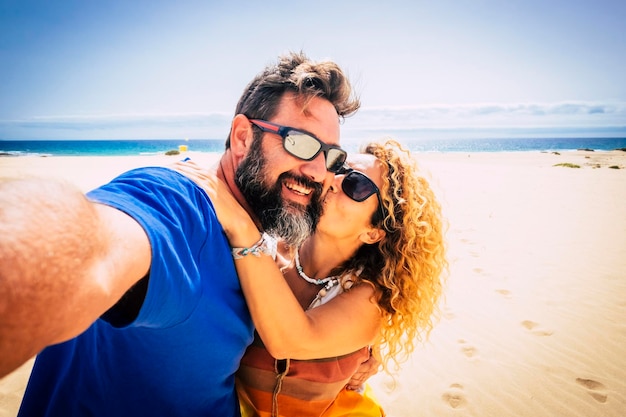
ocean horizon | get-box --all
[1,137,626,157]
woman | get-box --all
[177,139,446,416]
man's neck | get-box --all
[217,151,262,229]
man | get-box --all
[0,51,360,416]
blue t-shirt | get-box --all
[18,167,254,417]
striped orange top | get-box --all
[236,277,383,417]
[237,335,371,417]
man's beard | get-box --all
[235,141,324,248]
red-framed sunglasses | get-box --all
[249,119,347,173]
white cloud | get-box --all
[0,112,232,140]
[1,101,624,140]
[346,101,626,130]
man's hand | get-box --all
[346,348,380,391]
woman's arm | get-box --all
[235,254,381,359]
[172,162,381,359]
[0,178,151,377]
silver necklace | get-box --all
[294,248,339,285]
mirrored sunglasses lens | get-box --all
[284,132,321,160]
[326,149,347,173]
[343,172,376,201]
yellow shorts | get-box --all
[240,384,385,417]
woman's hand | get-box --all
[170,160,258,244]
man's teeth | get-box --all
[285,181,311,195]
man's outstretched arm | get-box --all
[0,178,151,377]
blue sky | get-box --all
[1,0,624,141]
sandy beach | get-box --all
[1,150,625,417]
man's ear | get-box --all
[359,227,386,245]
[229,114,254,160]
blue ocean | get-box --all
[1,137,625,157]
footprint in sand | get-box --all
[495,289,512,298]
[457,339,478,359]
[521,320,554,336]
[442,307,456,320]
[441,383,467,409]
[381,377,398,393]
[576,378,608,403]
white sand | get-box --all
[1,150,625,416]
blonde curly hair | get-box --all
[340,139,447,373]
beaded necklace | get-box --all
[294,248,339,285]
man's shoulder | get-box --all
[87,166,217,230]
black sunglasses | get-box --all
[338,166,386,222]
[249,119,347,173]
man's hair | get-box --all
[225,51,360,148]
